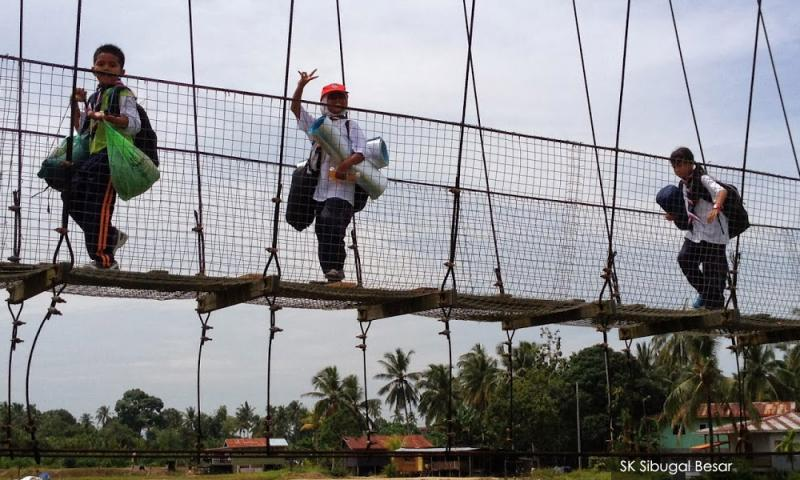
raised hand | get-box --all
[297,69,318,88]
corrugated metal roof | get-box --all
[223,438,289,448]
[342,435,433,451]
[698,412,800,434]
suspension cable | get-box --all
[731,0,763,312]
[460,0,505,295]
[504,329,515,450]
[263,0,296,278]
[600,326,614,449]
[571,0,612,241]
[603,0,632,307]
[757,8,800,178]
[24,285,67,464]
[52,0,83,266]
[186,0,207,276]
[5,302,25,453]
[334,0,364,287]
[667,0,707,166]
[729,336,748,452]
[357,321,373,446]
[9,0,24,263]
[265,298,282,456]
[194,312,212,462]
[438,309,454,452]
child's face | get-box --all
[671,159,694,181]
[325,92,348,115]
[92,52,124,86]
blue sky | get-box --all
[0,0,799,420]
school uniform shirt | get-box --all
[297,106,366,206]
[80,86,142,154]
[681,174,730,245]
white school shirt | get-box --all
[296,106,366,206]
[681,174,730,245]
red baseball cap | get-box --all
[320,83,348,100]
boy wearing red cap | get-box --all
[291,69,366,282]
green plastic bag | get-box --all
[37,133,90,191]
[105,121,160,201]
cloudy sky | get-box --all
[1,0,799,420]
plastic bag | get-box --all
[37,133,90,191]
[105,121,160,201]
[308,116,388,199]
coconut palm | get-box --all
[457,344,500,413]
[235,401,257,438]
[742,344,788,401]
[418,363,454,428]
[496,341,543,380]
[375,348,421,428]
[95,405,111,428]
[662,335,724,451]
[776,430,800,469]
[304,366,362,421]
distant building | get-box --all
[659,401,795,452]
[204,437,289,473]
[698,410,800,471]
[342,434,433,475]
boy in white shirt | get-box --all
[290,69,366,282]
[666,147,729,310]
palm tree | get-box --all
[777,343,800,402]
[304,366,361,420]
[458,344,500,413]
[496,341,542,380]
[635,342,656,371]
[662,335,724,452]
[235,401,257,438]
[95,405,111,428]
[375,348,421,429]
[418,363,454,428]
[742,345,787,401]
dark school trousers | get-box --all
[677,239,728,309]
[61,151,120,267]
[314,198,353,274]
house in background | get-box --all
[342,434,433,475]
[204,437,289,473]
[698,410,800,472]
[659,402,795,452]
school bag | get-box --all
[86,86,159,166]
[694,176,750,238]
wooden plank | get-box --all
[501,302,601,330]
[6,263,71,303]
[735,328,800,347]
[357,290,454,322]
[196,276,279,313]
[618,311,732,340]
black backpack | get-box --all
[86,86,159,166]
[693,174,750,238]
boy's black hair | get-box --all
[669,146,694,164]
[93,44,125,68]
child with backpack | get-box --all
[290,69,366,282]
[666,147,730,310]
[68,44,140,269]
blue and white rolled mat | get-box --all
[308,116,388,199]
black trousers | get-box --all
[61,152,120,267]
[677,239,728,308]
[314,198,353,274]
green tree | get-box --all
[662,335,724,452]
[114,389,164,435]
[418,363,454,429]
[304,366,361,421]
[95,405,111,428]
[375,348,421,429]
[776,429,800,470]
[457,344,499,414]
[742,344,788,401]
[235,401,257,438]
